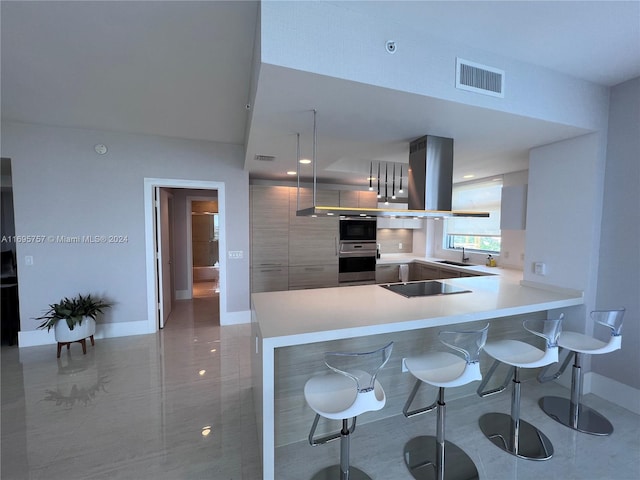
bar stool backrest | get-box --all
[523,315,564,348]
[324,342,393,393]
[439,323,489,364]
[591,308,625,336]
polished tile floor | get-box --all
[2,298,640,480]
[1,297,261,480]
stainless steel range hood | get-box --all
[295,134,489,219]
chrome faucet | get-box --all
[461,247,470,263]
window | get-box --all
[444,178,502,254]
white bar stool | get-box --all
[304,341,393,480]
[538,308,625,435]
[477,316,563,461]
[402,324,489,480]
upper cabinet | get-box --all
[339,190,378,208]
[377,217,423,229]
[500,185,527,230]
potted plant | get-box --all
[36,294,112,357]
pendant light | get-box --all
[377,163,381,198]
[392,163,396,200]
[399,165,404,194]
[384,163,389,205]
[369,162,373,191]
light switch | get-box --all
[534,262,546,275]
[228,251,243,259]
[25,255,33,266]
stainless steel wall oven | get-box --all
[338,241,376,284]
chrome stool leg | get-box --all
[539,352,614,435]
[404,387,479,480]
[309,416,372,480]
[479,367,554,461]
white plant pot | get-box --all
[54,316,96,343]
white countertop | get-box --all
[251,273,583,347]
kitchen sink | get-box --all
[436,260,472,267]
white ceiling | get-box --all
[2,1,639,186]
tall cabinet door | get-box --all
[289,188,339,289]
[250,186,289,292]
[289,188,339,266]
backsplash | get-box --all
[377,228,413,254]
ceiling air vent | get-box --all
[456,58,504,98]
[254,154,276,162]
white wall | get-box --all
[525,133,608,333]
[261,0,609,131]
[594,77,640,390]
[1,121,250,344]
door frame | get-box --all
[144,178,226,334]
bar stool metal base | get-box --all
[479,413,553,461]
[539,396,613,436]
[310,465,372,480]
[404,436,479,480]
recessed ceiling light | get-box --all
[299,158,311,164]
[286,171,297,175]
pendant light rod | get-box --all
[296,132,301,210]
[312,109,317,207]
[399,165,403,193]
[384,163,388,203]
[392,163,396,199]
[369,162,373,190]
[377,162,381,198]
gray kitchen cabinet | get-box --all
[340,190,378,208]
[410,263,443,281]
[289,188,339,266]
[288,265,338,290]
[250,185,290,293]
[288,188,339,289]
[251,266,288,293]
[376,263,401,283]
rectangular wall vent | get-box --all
[456,58,505,98]
[254,154,276,162]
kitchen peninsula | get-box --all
[251,272,583,479]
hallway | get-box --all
[0,298,261,479]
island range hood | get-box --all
[295,133,489,219]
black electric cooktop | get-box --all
[380,280,471,298]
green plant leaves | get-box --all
[35,294,112,331]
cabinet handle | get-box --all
[304,267,323,272]
[334,236,338,256]
[259,268,282,273]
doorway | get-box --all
[144,179,227,334]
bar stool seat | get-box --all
[538,308,625,435]
[403,324,489,480]
[304,342,393,480]
[477,316,563,461]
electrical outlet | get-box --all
[503,251,510,259]
[398,242,403,250]
[25,255,33,266]
[228,250,243,259]
[402,358,408,372]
